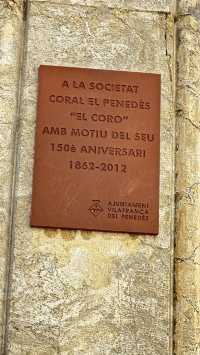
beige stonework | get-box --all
[5,1,200,355]
[2,2,176,354]
[175,11,200,355]
[177,0,200,14]
[0,0,23,352]
[29,0,175,13]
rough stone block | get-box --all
[29,0,175,13]
[177,0,200,15]
[175,14,200,355]
[0,0,23,350]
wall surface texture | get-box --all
[175,1,200,354]
[0,0,199,354]
[0,0,23,351]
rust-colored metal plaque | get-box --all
[31,65,160,234]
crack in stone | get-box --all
[175,245,200,265]
[186,182,200,201]
[176,182,200,205]
[176,108,200,131]
[183,295,200,314]
[183,115,200,131]
[164,13,174,92]
[112,10,132,31]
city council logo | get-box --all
[88,200,104,217]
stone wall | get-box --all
[175,1,200,354]
[0,0,24,352]
[0,0,199,354]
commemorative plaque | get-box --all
[31,65,160,234]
